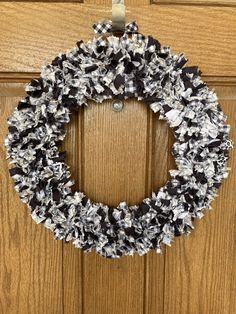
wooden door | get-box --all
[0,1,235,313]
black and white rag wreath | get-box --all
[5,21,234,258]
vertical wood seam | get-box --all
[144,108,154,314]
[162,246,166,314]
[62,243,65,314]
[79,107,85,314]
[162,128,173,314]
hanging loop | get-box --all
[112,0,126,34]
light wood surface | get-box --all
[0,0,235,313]
[0,3,236,75]
[153,0,236,5]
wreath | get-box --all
[5,21,234,258]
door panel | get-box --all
[0,1,235,313]
[0,4,236,75]
[0,87,64,313]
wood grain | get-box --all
[0,86,64,314]
[84,0,150,4]
[0,0,83,2]
[0,3,236,75]
[152,0,236,6]
[83,99,148,206]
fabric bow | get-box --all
[92,20,139,35]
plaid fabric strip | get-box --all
[93,20,139,35]
[95,37,108,47]
[120,34,131,49]
[92,21,112,34]
[125,21,139,33]
[145,80,157,95]
[134,33,146,45]
[125,80,136,96]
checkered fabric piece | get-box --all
[144,80,158,95]
[120,34,131,49]
[95,37,108,47]
[134,33,146,45]
[92,21,112,34]
[125,21,139,33]
[125,80,136,96]
[93,20,139,35]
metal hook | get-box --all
[112,0,126,34]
